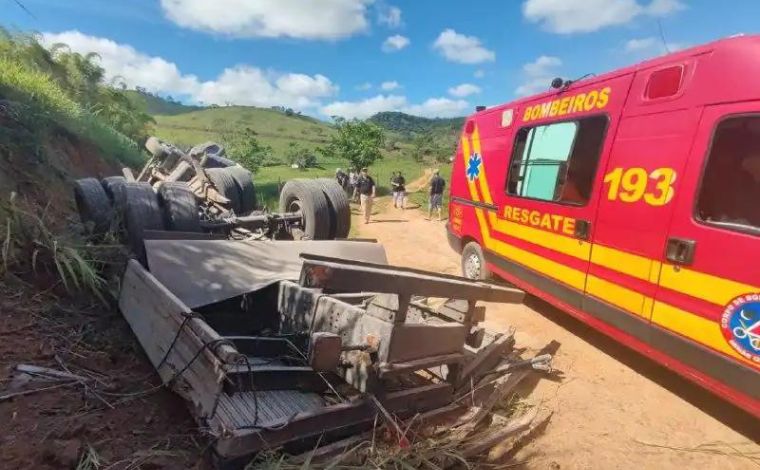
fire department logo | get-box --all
[467,153,482,181]
[721,294,760,363]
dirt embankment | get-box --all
[354,198,760,470]
[1,105,206,469]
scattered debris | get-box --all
[116,235,556,468]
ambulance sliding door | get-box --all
[583,106,699,322]
[651,103,760,408]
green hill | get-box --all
[124,89,201,116]
[151,105,335,156]
[368,111,465,139]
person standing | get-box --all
[428,169,446,221]
[348,169,359,201]
[357,167,376,224]
[335,168,348,189]
[391,171,406,209]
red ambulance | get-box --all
[446,35,760,417]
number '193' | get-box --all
[603,167,676,206]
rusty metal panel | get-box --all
[145,240,388,308]
[213,390,325,430]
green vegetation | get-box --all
[221,127,273,173]
[149,105,334,157]
[319,118,385,171]
[0,29,149,167]
[124,88,200,115]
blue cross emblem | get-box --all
[467,153,482,181]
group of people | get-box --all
[335,167,447,223]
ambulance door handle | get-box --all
[665,237,696,265]
[574,219,591,240]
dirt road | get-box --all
[354,196,759,470]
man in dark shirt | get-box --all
[428,169,446,221]
[357,167,376,224]
[391,171,406,209]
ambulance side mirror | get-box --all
[551,77,565,89]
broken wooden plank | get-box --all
[378,353,465,378]
[460,407,539,458]
[299,254,525,304]
[456,333,515,390]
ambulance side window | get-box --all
[507,115,608,205]
[696,116,760,235]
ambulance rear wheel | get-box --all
[462,241,491,281]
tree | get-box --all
[222,128,272,173]
[286,143,317,170]
[320,118,385,171]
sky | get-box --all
[3,0,760,120]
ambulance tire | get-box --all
[158,182,201,233]
[315,178,351,239]
[74,178,113,237]
[278,179,330,240]
[124,182,165,266]
[461,241,492,281]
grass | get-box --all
[152,106,335,156]
[0,57,145,168]
[0,193,113,303]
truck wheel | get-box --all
[74,178,112,236]
[205,167,242,214]
[203,154,236,168]
[226,165,257,215]
[462,241,492,280]
[124,182,164,265]
[279,179,330,240]
[315,178,350,239]
[158,182,201,232]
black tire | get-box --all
[158,182,201,232]
[101,176,127,211]
[74,178,112,236]
[461,241,492,281]
[124,182,164,265]
[205,168,242,214]
[204,154,236,168]
[315,178,350,239]
[226,165,257,214]
[278,179,331,240]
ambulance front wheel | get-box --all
[462,241,492,281]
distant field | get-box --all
[137,97,459,209]
[152,106,335,156]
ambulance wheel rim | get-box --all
[464,253,481,279]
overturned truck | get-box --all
[72,138,350,261]
[119,237,552,468]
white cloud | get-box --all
[382,34,410,52]
[39,30,338,110]
[378,5,402,28]
[321,95,407,119]
[380,81,401,91]
[448,83,481,97]
[522,0,685,34]
[39,30,199,95]
[433,29,495,64]
[160,0,372,40]
[625,36,686,57]
[320,94,469,119]
[515,55,562,96]
[403,97,470,118]
[474,69,486,79]
[356,82,373,91]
